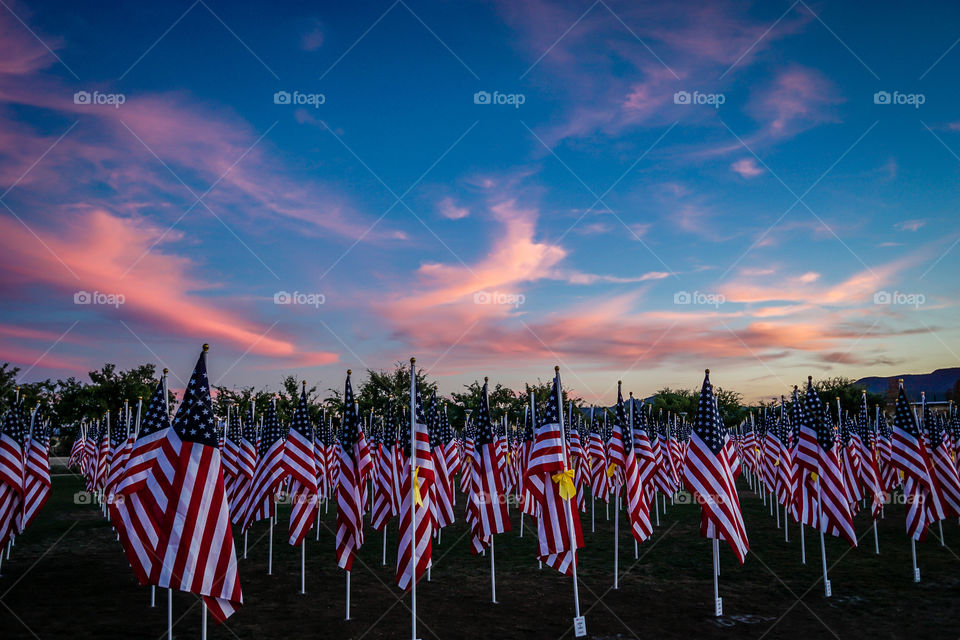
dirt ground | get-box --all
[1,471,958,639]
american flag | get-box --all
[396,366,433,590]
[587,415,609,502]
[284,385,319,546]
[839,415,863,512]
[83,417,100,492]
[606,386,627,494]
[617,384,653,543]
[336,371,372,570]
[442,404,460,479]
[0,401,25,548]
[231,405,258,525]
[921,393,960,519]
[104,403,135,503]
[771,404,794,508]
[804,379,856,547]
[19,407,50,533]
[155,345,242,623]
[519,397,538,518]
[789,386,818,528]
[428,391,455,530]
[891,382,944,540]
[682,370,748,564]
[371,397,400,531]
[632,399,659,497]
[240,397,287,532]
[523,370,583,574]
[466,378,511,554]
[95,412,111,492]
[221,407,242,504]
[67,424,87,471]
[856,392,885,519]
[111,376,177,586]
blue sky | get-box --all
[1,0,958,401]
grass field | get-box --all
[1,470,958,639]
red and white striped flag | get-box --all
[240,397,287,532]
[523,370,583,574]
[284,384,319,546]
[682,370,748,564]
[396,364,433,590]
[19,408,51,534]
[154,345,242,622]
[336,370,372,570]
[465,378,511,554]
[0,401,26,548]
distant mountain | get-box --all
[855,367,960,400]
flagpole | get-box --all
[201,602,207,640]
[268,516,274,575]
[409,358,418,640]
[712,538,721,616]
[911,536,920,582]
[555,367,585,636]
[167,588,173,640]
[346,570,351,619]
[300,543,306,595]
[800,523,806,564]
[629,394,638,560]
[490,535,498,603]
[817,479,831,596]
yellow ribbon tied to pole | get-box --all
[552,469,576,501]
[413,466,423,507]
[606,462,617,478]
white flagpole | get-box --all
[911,537,920,582]
[800,523,806,564]
[712,538,722,616]
[268,516,274,575]
[784,505,789,542]
[382,527,388,565]
[300,543,306,595]
[167,589,173,640]
[817,480,831,596]
[555,367,585,636]
[613,492,620,590]
[201,602,207,640]
[150,586,156,608]
[346,570,351,619]
[873,520,879,555]
[490,535,497,603]
[410,358,418,640]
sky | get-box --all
[1,0,958,403]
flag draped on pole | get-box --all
[524,371,583,574]
[856,393,885,519]
[682,370,748,564]
[284,384,319,546]
[922,394,960,518]
[0,401,25,548]
[891,383,945,540]
[232,406,258,525]
[68,425,87,472]
[396,367,433,589]
[371,397,400,531]
[428,392,455,531]
[805,379,856,548]
[222,408,242,511]
[240,398,287,532]
[154,345,242,623]
[617,387,653,543]
[466,378,511,554]
[111,376,177,586]
[19,408,51,533]
[105,404,135,505]
[336,371,371,570]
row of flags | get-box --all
[12,353,957,628]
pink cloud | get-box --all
[731,157,764,178]
[749,66,842,137]
[437,197,470,220]
[0,209,338,367]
